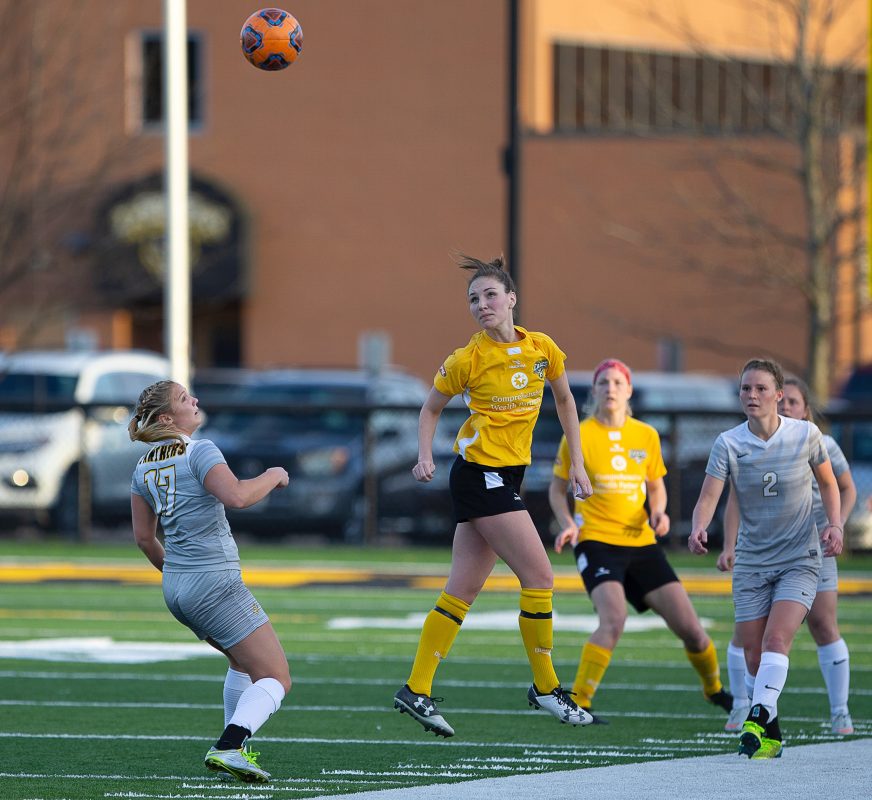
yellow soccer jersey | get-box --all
[434,326,566,467]
[553,416,666,546]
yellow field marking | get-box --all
[0,561,869,595]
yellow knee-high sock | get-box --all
[572,642,612,709]
[518,588,559,694]
[686,639,723,696]
[407,592,470,695]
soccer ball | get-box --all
[240,8,303,71]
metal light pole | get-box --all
[505,0,521,320]
[164,0,191,387]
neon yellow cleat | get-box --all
[751,737,783,759]
[738,720,765,758]
[204,746,270,783]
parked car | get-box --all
[828,418,872,550]
[0,349,171,533]
[195,367,428,540]
[835,364,872,405]
[378,396,470,539]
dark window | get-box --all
[0,373,78,405]
[142,33,203,127]
[553,43,866,135]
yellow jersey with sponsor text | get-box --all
[553,416,666,546]
[434,326,566,467]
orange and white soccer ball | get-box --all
[240,8,303,71]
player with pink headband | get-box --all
[548,358,733,724]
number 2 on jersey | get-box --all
[762,471,778,497]
[144,466,177,516]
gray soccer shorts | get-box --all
[162,568,269,649]
[732,562,820,623]
[816,555,838,593]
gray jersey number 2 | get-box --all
[762,471,778,497]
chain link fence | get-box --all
[0,400,870,551]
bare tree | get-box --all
[637,0,868,400]
[0,1,147,350]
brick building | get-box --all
[0,0,867,392]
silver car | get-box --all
[0,349,171,533]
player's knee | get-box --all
[760,634,791,654]
[807,618,840,645]
[682,628,710,652]
[598,617,626,645]
[523,567,553,589]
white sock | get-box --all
[753,651,789,718]
[744,670,756,707]
[228,677,286,737]
[223,667,253,726]
[727,642,749,707]
[817,638,850,716]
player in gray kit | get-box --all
[129,380,290,783]
[719,375,857,735]
[688,359,842,759]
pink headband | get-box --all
[592,358,632,386]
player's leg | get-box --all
[630,546,730,713]
[202,642,254,781]
[725,628,749,730]
[807,586,853,734]
[394,521,492,737]
[571,580,626,719]
[165,569,285,782]
[645,580,730,711]
[204,622,289,781]
[204,638,254,726]
[740,598,808,758]
[731,566,773,758]
[566,541,634,722]
[473,510,591,726]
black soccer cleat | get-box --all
[706,688,734,713]
[393,684,455,737]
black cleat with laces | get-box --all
[393,684,455,737]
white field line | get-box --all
[1,697,871,727]
[0,668,869,697]
[4,628,871,656]
[0,730,736,751]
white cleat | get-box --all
[204,746,270,783]
[725,704,750,732]
[527,685,593,726]
[831,712,854,735]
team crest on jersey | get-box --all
[629,449,647,463]
[439,364,447,377]
[511,371,529,389]
[533,359,548,379]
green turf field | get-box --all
[0,541,869,799]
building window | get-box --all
[137,32,203,130]
[553,43,866,135]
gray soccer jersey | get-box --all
[706,416,828,569]
[130,436,240,572]
[812,435,849,534]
